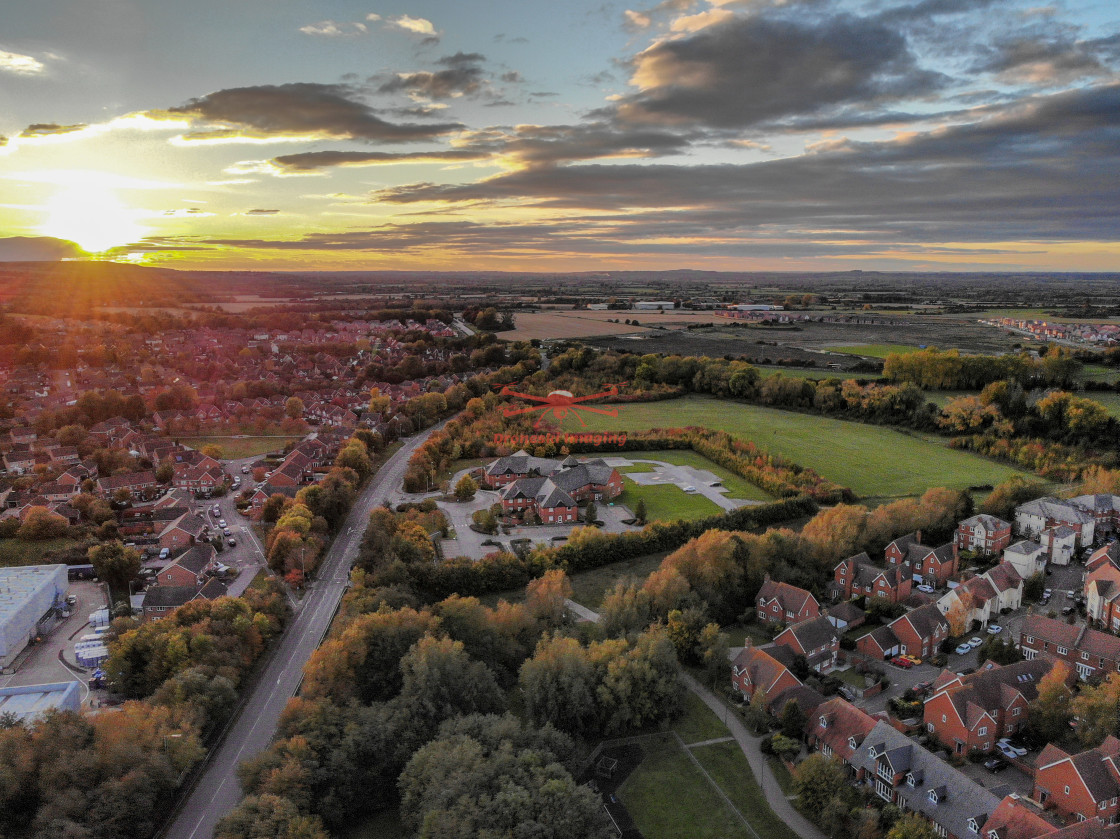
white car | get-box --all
[683,485,696,493]
[997,742,1019,760]
[1043,589,1052,597]
[987,624,1002,635]
[219,519,227,527]
[997,738,1027,756]
[916,584,935,594]
[955,643,973,655]
[968,637,984,648]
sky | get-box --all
[0,0,1118,273]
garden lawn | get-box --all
[672,692,731,744]
[622,449,773,502]
[823,343,923,358]
[0,537,81,568]
[566,551,668,610]
[616,477,722,522]
[556,396,1035,497]
[179,435,301,460]
[619,736,753,839]
[690,741,802,839]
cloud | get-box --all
[388,15,438,37]
[624,10,652,30]
[450,122,692,168]
[973,34,1111,85]
[0,236,86,261]
[0,49,45,76]
[269,149,491,173]
[299,20,368,36]
[363,83,1120,247]
[613,13,944,129]
[378,53,487,100]
[245,209,280,215]
[20,123,88,137]
[162,207,215,217]
[161,83,462,142]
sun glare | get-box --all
[39,183,146,253]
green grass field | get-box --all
[0,537,81,568]
[616,477,722,522]
[824,343,923,358]
[1081,364,1119,383]
[556,397,1034,497]
[755,366,885,381]
[567,551,668,609]
[690,741,802,839]
[672,692,732,744]
[1087,391,1120,419]
[179,435,302,460]
[621,449,774,502]
[620,736,754,839]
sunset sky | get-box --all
[1,0,1118,272]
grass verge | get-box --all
[0,537,81,568]
[672,692,732,744]
[691,741,802,839]
[179,435,302,460]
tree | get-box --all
[396,635,506,739]
[1029,662,1073,743]
[215,794,329,839]
[155,460,174,484]
[89,542,142,604]
[769,733,800,762]
[453,474,477,502]
[887,813,938,839]
[944,599,969,638]
[584,501,597,524]
[975,636,1023,666]
[779,699,808,740]
[634,498,648,525]
[792,754,855,816]
[201,444,224,460]
[284,397,304,420]
[800,504,869,565]
[1024,571,1045,603]
[16,507,69,540]
[1071,673,1120,748]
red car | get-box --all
[890,656,915,668]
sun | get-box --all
[39,182,146,253]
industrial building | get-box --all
[0,681,81,721]
[0,564,69,668]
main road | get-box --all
[163,423,444,839]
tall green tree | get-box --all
[89,541,141,603]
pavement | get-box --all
[162,422,447,839]
[618,458,764,512]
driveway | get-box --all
[611,458,765,512]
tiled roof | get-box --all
[758,579,815,614]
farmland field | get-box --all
[823,343,923,358]
[550,396,1035,497]
[497,309,717,341]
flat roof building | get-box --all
[0,564,68,667]
[0,681,81,721]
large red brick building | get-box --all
[756,578,820,626]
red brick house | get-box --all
[808,697,878,766]
[158,512,209,550]
[956,514,1013,556]
[889,603,950,660]
[857,624,902,661]
[1019,614,1120,681]
[774,616,840,673]
[141,577,227,623]
[1086,544,1120,629]
[1033,736,1120,826]
[730,643,802,706]
[908,543,961,588]
[982,794,1112,839]
[756,578,820,626]
[499,477,578,523]
[834,553,913,604]
[923,659,1061,755]
[97,470,160,501]
[884,532,922,568]
[158,544,217,587]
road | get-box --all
[163,425,443,839]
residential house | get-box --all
[981,793,1113,839]
[157,544,217,588]
[857,624,902,661]
[499,477,578,523]
[850,720,1002,839]
[1003,540,1048,581]
[1016,498,1095,547]
[884,532,922,568]
[1068,494,1120,542]
[937,562,1022,629]
[1033,736,1120,826]
[957,515,1013,555]
[1085,544,1120,628]
[141,577,227,623]
[908,543,961,588]
[97,470,160,501]
[1041,526,1078,566]
[923,659,1060,755]
[808,697,878,766]
[157,512,208,551]
[756,578,821,626]
[834,553,913,604]
[1019,614,1120,681]
[774,616,840,673]
[730,643,802,707]
[497,456,622,523]
[825,601,866,632]
[890,603,951,660]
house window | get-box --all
[1026,636,1034,644]
[1058,646,1068,655]
[942,715,947,723]
[1065,786,1071,795]
[848,737,857,750]
[877,763,893,782]
[1082,652,1090,661]
[968,817,979,833]
[927,723,935,732]
[875,780,893,802]
[1012,708,1021,716]
[928,790,939,804]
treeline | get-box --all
[214,570,675,838]
[0,581,290,839]
[359,496,818,601]
[883,346,1082,390]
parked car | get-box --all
[227,538,237,547]
[913,681,933,696]
[1043,588,1052,597]
[223,528,231,536]
[955,643,973,655]
[159,547,170,560]
[984,757,1008,773]
[968,637,984,648]
[987,624,1002,635]
[683,485,696,493]
[1061,605,1076,616]
[219,519,227,527]
[241,465,250,474]
[916,584,935,594]
[891,656,915,668]
[997,738,1027,756]
[997,742,1020,760]
[212,505,221,516]
[900,654,922,665]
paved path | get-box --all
[568,599,827,839]
[162,423,447,839]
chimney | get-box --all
[915,530,922,545]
